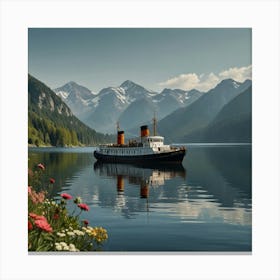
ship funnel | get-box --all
[140,125,149,137]
[117,131,125,145]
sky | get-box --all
[28,28,251,93]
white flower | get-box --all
[67,231,75,236]
[59,242,67,247]
[62,245,69,251]
[55,244,62,251]
[73,230,84,236]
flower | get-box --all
[77,203,89,211]
[86,227,108,242]
[37,163,45,170]
[34,219,53,232]
[28,220,33,231]
[53,213,59,220]
[83,220,89,226]
[49,178,55,184]
[60,193,73,200]
[28,188,45,204]
[73,230,84,236]
[29,213,47,221]
[29,213,40,219]
[74,196,82,204]
[55,244,62,251]
[69,244,79,252]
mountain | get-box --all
[85,86,129,133]
[202,85,252,142]
[157,79,252,142]
[54,81,96,121]
[56,80,204,134]
[118,97,155,131]
[54,79,203,133]
[28,74,113,146]
[78,80,159,133]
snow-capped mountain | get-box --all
[54,81,96,120]
[54,80,203,133]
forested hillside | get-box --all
[28,74,113,146]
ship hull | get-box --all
[94,149,186,163]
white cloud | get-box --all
[218,65,252,82]
[158,65,252,92]
[159,73,200,91]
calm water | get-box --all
[28,144,252,252]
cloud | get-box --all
[158,73,200,91]
[218,65,252,82]
[158,65,252,92]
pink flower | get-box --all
[37,163,45,170]
[60,193,73,200]
[28,189,45,204]
[78,203,90,211]
[49,178,55,184]
[29,212,40,219]
[29,213,47,221]
[28,186,32,194]
[35,219,53,232]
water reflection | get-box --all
[28,148,93,197]
[93,161,186,215]
[28,146,251,251]
[92,150,251,226]
[185,146,251,210]
[94,161,186,195]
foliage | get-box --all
[28,74,114,146]
[28,163,108,252]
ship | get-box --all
[94,118,186,163]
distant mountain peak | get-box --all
[120,80,144,90]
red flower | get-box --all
[78,203,90,211]
[49,178,55,184]
[53,213,59,220]
[28,220,33,231]
[29,212,40,219]
[60,193,73,200]
[35,219,53,232]
[29,213,47,221]
[83,220,89,226]
[37,163,45,170]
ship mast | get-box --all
[153,112,157,136]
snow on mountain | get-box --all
[56,90,70,99]
[54,79,203,133]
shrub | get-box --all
[28,164,108,252]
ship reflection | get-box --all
[94,161,186,199]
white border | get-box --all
[0,0,279,280]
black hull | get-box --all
[93,149,186,163]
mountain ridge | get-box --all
[54,80,203,133]
[157,78,252,142]
[28,74,113,146]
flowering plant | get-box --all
[28,164,108,252]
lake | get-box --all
[28,144,252,252]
